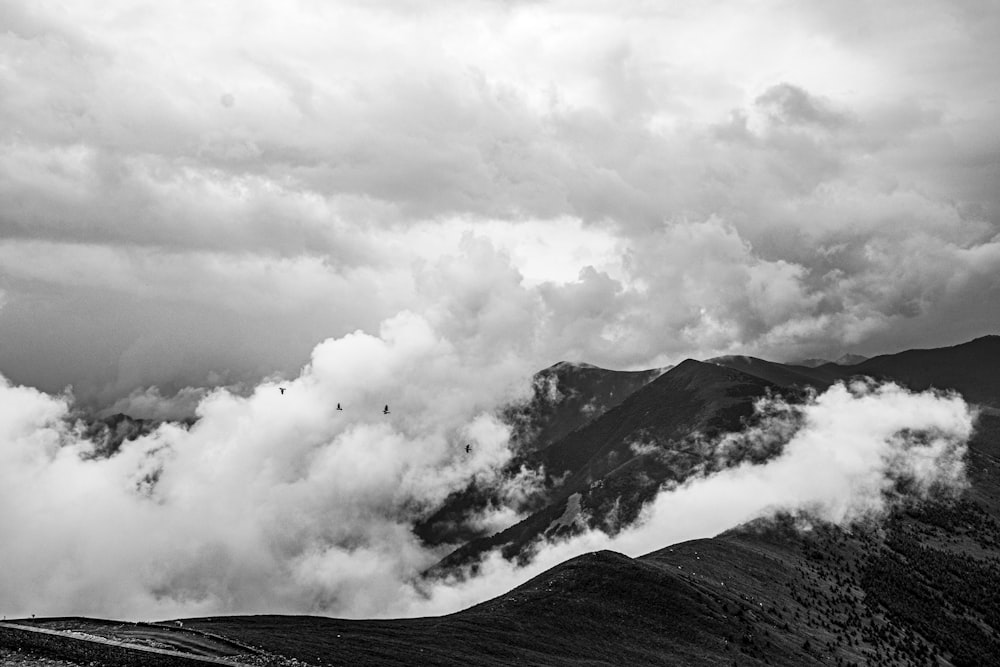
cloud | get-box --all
[100,386,214,422]
[755,83,852,130]
[0,311,538,619]
[2,3,1000,421]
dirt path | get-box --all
[0,622,252,666]
[32,620,253,659]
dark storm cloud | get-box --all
[1,0,999,407]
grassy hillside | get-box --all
[432,360,778,570]
[850,335,1000,407]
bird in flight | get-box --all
[279,388,286,395]
[336,403,343,411]
[465,444,471,454]
[383,404,390,415]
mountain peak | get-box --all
[548,360,600,371]
[834,352,868,366]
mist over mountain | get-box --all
[425,336,999,579]
[4,1,1000,664]
[5,335,999,665]
[794,353,869,368]
[5,1,1000,413]
[431,359,778,571]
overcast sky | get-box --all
[2,0,1000,411]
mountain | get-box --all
[848,335,1000,407]
[415,361,662,547]
[793,357,831,368]
[78,413,159,458]
[835,352,868,365]
[502,361,666,453]
[707,354,842,389]
[722,337,1000,408]
[792,353,867,367]
[434,360,779,571]
[432,335,1000,570]
[18,465,1000,666]
[6,335,1000,666]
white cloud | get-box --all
[0,311,540,619]
[3,0,1000,400]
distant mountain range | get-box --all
[424,335,1000,574]
[12,335,1000,665]
[794,352,869,368]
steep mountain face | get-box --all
[502,361,666,453]
[434,360,779,570]
[414,362,662,547]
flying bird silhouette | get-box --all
[383,404,390,415]
[336,403,342,411]
[279,388,286,395]
[465,444,471,454]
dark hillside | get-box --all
[713,338,1000,409]
[434,360,778,570]
[181,470,1000,666]
[182,548,808,667]
[421,337,1000,558]
[849,335,1000,407]
[708,355,843,389]
[9,336,1000,666]
[16,481,1000,667]
[503,361,664,453]
[414,362,660,547]
[530,359,775,482]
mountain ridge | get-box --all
[8,334,1000,666]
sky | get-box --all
[1,0,999,412]
[0,0,995,621]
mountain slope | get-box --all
[434,360,779,570]
[504,361,666,453]
[7,336,1000,666]
[188,410,1000,667]
[707,355,842,389]
[713,338,1000,409]
[431,335,1000,572]
[849,335,1000,407]
[415,362,661,547]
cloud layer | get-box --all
[0,319,975,620]
[2,1,1000,407]
[0,312,534,619]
